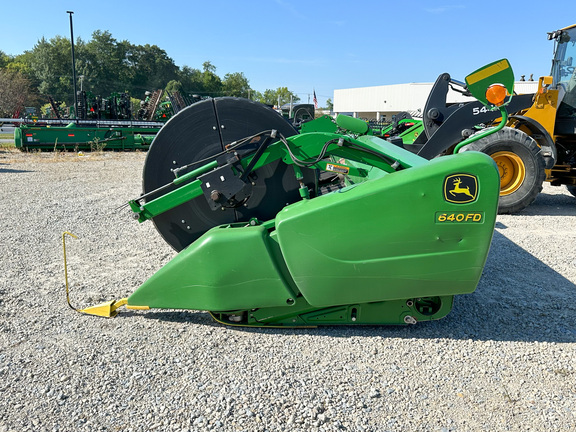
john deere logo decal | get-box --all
[444,174,478,204]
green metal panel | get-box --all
[135,180,204,223]
[15,125,158,151]
[275,151,499,307]
[127,224,297,311]
[299,115,338,134]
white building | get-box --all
[333,81,539,121]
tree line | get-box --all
[0,30,302,118]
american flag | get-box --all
[313,90,318,109]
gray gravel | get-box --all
[1,149,575,432]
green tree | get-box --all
[79,30,128,97]
[177,65,204,95]
[26,35,81,104]
[201,61,222,97]
[165,80,184,94]
[222,72,250,98]
[127,43,178,96]
[255,87,300,107]
[325,98,333,111]
[0,69,37,117]
[0,50,10,69]
[259,89,277,105]
[6,51,35,76]
[202,61,216,75]
[23,30,180,102]
[249,90,263,102]
[6,31,310,116]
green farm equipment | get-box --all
[137,90,198,122]
[76,90,132,120]
[15,122,159,151]
[13,88,163,151]
[71,60,514,327]
[302,112,424,147]
[378,112,424,145]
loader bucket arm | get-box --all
[417,60,533,159]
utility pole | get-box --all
[67,11,78,119]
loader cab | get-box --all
[550,24,576,120]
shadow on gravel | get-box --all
[430,230,576,344]
[516,192,576,217]
[126,310,215,326]
[131,230,575,344]
[0,167,34,174]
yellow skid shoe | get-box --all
[79,298,128,318]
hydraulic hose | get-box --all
[453,106,508,154]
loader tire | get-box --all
[461,127,546,214]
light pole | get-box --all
[67,11,78,119]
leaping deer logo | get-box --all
[449,177,474,198]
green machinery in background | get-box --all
[377,113,424,145]
[14,121,160,151]
[68,60,514,327]
[11,88,180,151]
[75,90,132,120]
[301,111,424,146]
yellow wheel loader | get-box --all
[464,24,576,213]
[414,24,576,213]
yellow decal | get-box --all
[436,212,484,223]
[444,174,478,204]
[326,163,350,175]
[466,59,510,85]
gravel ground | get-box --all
[0,149,575,432]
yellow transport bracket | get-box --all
[62,231,141,318]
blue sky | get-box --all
[1,1,573,107]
